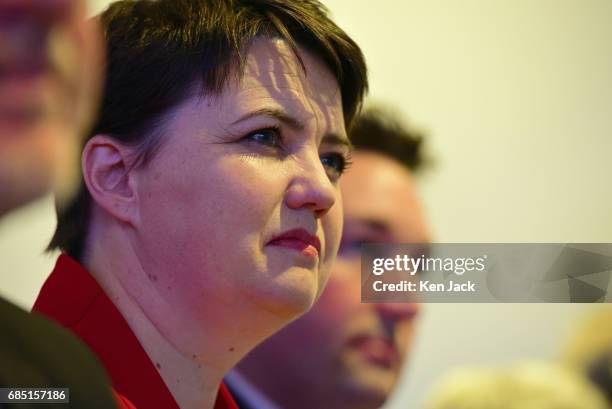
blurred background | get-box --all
[1,0,611,407]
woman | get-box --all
[33,0,367,408]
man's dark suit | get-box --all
[0,296,119,409]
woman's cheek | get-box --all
[225,154,287,192]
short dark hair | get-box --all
[49,0,368,260]
[349,107,425,171]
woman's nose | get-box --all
[284,155,337,218]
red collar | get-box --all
[33,254,238,409]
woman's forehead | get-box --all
[237,38,342,113]
[161,38,345,140]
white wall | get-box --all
[2,0,611,407]
[0,196,59,309]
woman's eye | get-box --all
[320,152,350,181]
[246,128,281,148]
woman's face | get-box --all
[129,38,348,353]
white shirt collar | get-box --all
[225,370,284,409]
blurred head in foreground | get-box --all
[425,362,609,409]
[564,306,612,406]
[235,107,430,409]
[0,0,103,216]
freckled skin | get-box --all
[237,151,430,409]
[128,38,346,353]
[86,38,349,407]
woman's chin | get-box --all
[249,266,321,320]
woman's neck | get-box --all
[85,227,228,409]
[83,214,295,408]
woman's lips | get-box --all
[267,228,321,258]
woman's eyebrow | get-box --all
[322,133,353,152]
[231,107,352,150]
[230,107,304,131]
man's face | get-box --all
[123,38,347,362]
[0,0,102,215]
[238,151,430,409]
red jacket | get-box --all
[33,254,238,409]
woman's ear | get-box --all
[82,135,140,226]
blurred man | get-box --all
[0,0,102,215]
[231,108,431,409]
[0,1,118,407]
